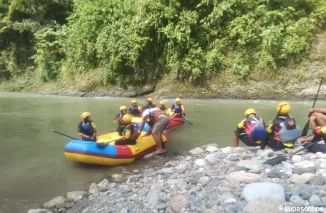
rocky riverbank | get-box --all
[28,143,326,213]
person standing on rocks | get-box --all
[233,108,267,147]
[78,112,97,141]
[138,107,171,154]
[260,102,301,150]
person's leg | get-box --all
[239,135,260,146]
[233,130,240,147]
[315,113,326,126]
[152,117,170,153]
[267,138,287,150]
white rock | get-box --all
[294,160,316,168]
[43,196,65,209]
[28,209,52,213]
[243,182,285,202]
[98,179,109,188]
[221,147,233,153]
[257,149,274,157]
[227,171,260,183]
[89,183,99,194]
[194,159,206,167]
[232,147,247,153]
[198,176,211,185]
[290,173,317,184]
[205,146,218,153]
[236,160,263,171]
[67,191,88,202]
[205,153,227,166]
[243,197,282,213]
[167,179,187,187]
[291,155,303,163]
[169,194,188,213]
[316,152,325,158]
[189,147,205,155]
[224,198,237,204]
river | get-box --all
[0,92,324,213]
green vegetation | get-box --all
[0,0,326,90]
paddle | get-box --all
[301,77,323,137]
[263,139,321,165]
[52,130,79,140]
[183,117,194,124]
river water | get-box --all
[0,92,324,213]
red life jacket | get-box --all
[153,110,166,121]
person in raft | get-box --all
[171,98,185,118]
[115,114,137,145]
[260,102,301,150]
[233,108,267,147]
[142,98,156,111]
[78,112,97,141]
[138,107,171,154]
[128,100,142,117]
[114,105,128,123]
[159,100,170,115]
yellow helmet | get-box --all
[276,101,290,115]
[160,100,167,106]
[147,98,153,102]
[81,112,91,120]
[175,98,181,102]
[120,105,127,111]
[131,100,137,104]
[122,114,132,123]
[245,108,256,116]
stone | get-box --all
[257,149,274,157]
[28,209,52,213]
[112,174,123,181]
[43,196,66,209]
[167,179,187,187]
[309,194,324,206]
[292,167,316,175]
[98,179,109,188]
[194,159,206,167]
[227,171,260,183]
[224,198,237,204]
[267,171,288,179]
[289,196,305,206]
[316,152,324,158]
[309,175,325,185]
[189,147,205,155]
[67,191,88,202]
[221,147,233,153]
[205,153,227,166]
[290,173,317,184]
[232,166,248,172]
[198,176,211,185]
[236,160,263,171]
[202,209,221,213]
[169,194,188,213]
[243,182,285,202]
[206,146,218,153]
[291,155,303,163]
[66,200,89,213]
[120,208,128,213]
[243,197,282,213]
[160,168,174,174]
[321,196,326,205]
[88,183,99,194]
[232,147,247,153]
[155,203,167,210]
[147,188,160,206]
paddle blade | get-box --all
[263,156,288,166]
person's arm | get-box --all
[233,132,239,147]
[237,119,246,129]
[309,108,326,116]
[138,106,142,113]
[91,122,97,140]
[310,115,318,130]
[138,117,147,134]
[181,105,185,116]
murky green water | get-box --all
[0,92,324,213]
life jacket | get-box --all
[129,105,141,116]
[79,121,96,140]
[244,117,266,141]
[152,110,167,121]
[274,115,301,143]
[172,104,183,117]
[123,123,136,140]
